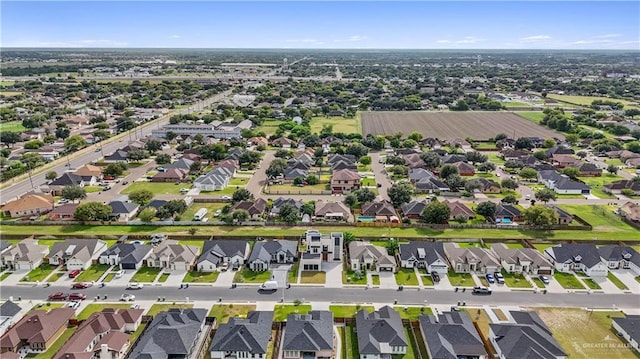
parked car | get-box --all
[69,293,87,301]
[127,282,144,290]
[68,269,81,278]
[71,282,92,289]
[220,263,229,272]
[221,195,231,200]
[120,294,136,302]
[115,270,126,278]
[472,286,492,295]
[431,272,440,283]
[122,181,129,185]
[130,304,140,309]
[539,275,550,284]
[104,176,115,180]
[67,301,81,309]
[486,273,495,284]
[48,292,68,301]
[494,272,505,284]
[214,210,222,217]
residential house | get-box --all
[398,242,449,273]
[548,205,574,225]
[194,167,233,191]
[269,197,304,218]
[360,200,399,223]
[349,241,396,272]
[576,163,602,177]
[328,154,356,166]
[538,170,590,195]
[53,308,144,359]
[415,177,450,194]
[48,203,78,220]
[489,311,567,359]
[1,194,54,218]
[314,200,352,222]
[444,200,475,221]
[453,162,475,176]
[247,136,269,147]
[0,241,10,255]
[491,243,554,275]
[598,245,639,273]
[495,204,523,223]
[546,146,574,157]
[330,169,361,194]
[210,311,274,359]
[98,243,153,270]
[248,240,298,271]
[0,308,75,354]
[448,138,472,151]
[419,311,488,359]
[151,168,188,182]
[408,168,435,183]
[283,311,334,359]
[145,240,200,271]
[108,201,140,222]
[48,173,96,196]
[502,149,531,162]
[271,137,295,148]
[444,243,501,274]
[0,301,22,336]
[612,315,640,352]
[300,230,343,271]
[619,201,640,227]
[552,154,581,168]
[355,306,408,358]
[284,167,309,182]
[129,308,207,359]
[441,154,466,164]
[74,164,103,178]
[231,198,267,220]
[476,178,501,193]
[402,153,425,169]
[330,159,357,171]
[400,200,426,220]
[165,158,194,172]
[1,239,49,271]
[544,243,608,277]
[603,180,640,195]
[49,239,107,270]
[103,150,129,163]
[196,240,250,272]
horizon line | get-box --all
[3,47,640,51]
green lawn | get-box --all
[209,304,256,323]
[579,174,622,199]
[345,324,359,359]
[84,186,104,193]
[22,264,57,282]
[635,276,640,284]
[395,268,419,286]
[287,262,299,283]
[560,205,639,238]
[339,327,347,359]
[26,327,76,358]
[158,273,170,282]
[329,305,374,318]
[371,274,380,286]
[131,267,163,282]
[607,272,628,290]
[74,264,111,282]
[182,271,220,283]
[532,277,546,288]
[394,306,433,320]
[583,278,601,290]
[46,273,64,283]
[554,272,585,289]
[274,304,312,321]
[121,182,186,195]
[233,268,271,283]
[421,274,435,286]
[300,271,326,284]
[401,327,417,359]
[310,115,361,134]
[448,272,475,287]
[532,243,555,252]
[268,183,329,193]
[0,272,11,282]
[228,177,249,186]
[254,118,282,135]
[103,273,116,282]
[77,304,133,320]
[147,303,194,316]
[515,111,545,123]
[343,269,368,285]
[505,243,525,249]
[200,185,245,196]
[535,308,638,359]
[546,94,639,109]
[0,120,26,133]
[501,269,533,288]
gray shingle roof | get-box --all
[129,308,207,359]
[613,315,640,347]
[283,311,333,351]
[50,173,83,186]
[197,240,248,266]
[419,311,487,359]
[209,311,273,354]
[490,311,566,359]
[0,300,21,317]
[546,243,601,268]
[100,243,152,265]
[356,306,407,354]
[108,201,139,214]
[398,241,446,266]
[249,240,297,263]
[0,240,10,252]
[598,245,637,263]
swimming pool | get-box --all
[357,216,375,222]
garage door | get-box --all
[121,263,136,270]
[538,269,552,275]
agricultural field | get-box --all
[0,121,26,133]
[310,116,361,134]
[547,94,639,109]
[361,111,563,140]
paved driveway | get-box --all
[164,270,186,287]
[611,269,640,294]
[378,271,397,289]
[543,276,566,293]
[324,262,343,288]
[270,264,291,288]
[214,270,236,288]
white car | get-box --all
[114,270,125,278]
[221,195,231,200]
[120,294,135,302]
[214,210,222,217]
[127,282,144,290]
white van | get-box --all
[259,280,278,291]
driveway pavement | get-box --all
[436,272,454,290]
[270,264,291,288]
[611,269,640,294]
[247,150,275,199]
[323,262,343,288]
[163,270,186,287]
[214,270,236,288]
[591,275,622,293]
[543,275,567,293]
[369,152,391,201]
[378,271,397,289]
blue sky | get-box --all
[2,1,639,49]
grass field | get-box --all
[579,174,622,199]
[121,182,186,195]
[182,203,226,221]
[0,120,26,133]
[0,91,24,97]
[345,324,358,359]
[535,308,638,359]
[22,264,57,282]
[131,267,162,282]
[310,115,361,134]
[343,269,368,285]
[329,305,374,318]
[554,272,585,289]
[515,111,546,123]
[448,272,475,287]
[583,278,602,290]
[0,272,11,282]
[46,273,64,282]
[254,118,282,135]
[395,268,419,286]
[394,306,433,320]
[208,304,256,323]
[300,271,326,284]
[501,269,533,288]
[228,177,249,186]
[547,94,639,109]
[147,303,193,316]
[532,277,546,288]
[74,264,110,282]
[233,268,271,283]
[274,304,312,321]
[560,205,639,238]
[182,271,220,283]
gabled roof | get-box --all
[1,194,54,213]
[420,311,487,359]
[443,200,475,219]
[50,173,84,186]
[356,306,407,354]
[361,200,396,217]
[49,203,78,215]
[104,150,128,161]
[401,200,427,216]
[409,168,435,181]
[332,168,360,181]
[147,240,200,264]
[545,243,601,268]
[0,301,21,318]
[231,199,267,216]
[0,239,48,263]
[328,154,356,165]
[0,308,75,348]
[197,240,248,266]
[152,168,187,180]
[283,311,333,351]
[613,315,640,347]
[496,204,522,218]
[398,241,447,265]
[49,239,106,263]
[490,311,566,359]
[315,200,351,217]
[165,158,194,171]
[100,243,152,265]
[108,201,139,215]
[0,241,10,253]
[491,243,553,268]
[444,244,500,268]
[210,311,273,354]
[249,240,297,263]
[598,245,638,262]
[349,241,396,267]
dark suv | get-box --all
[431,272,440,283]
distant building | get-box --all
[151,120,252,139]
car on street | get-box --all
[486,273,495,284]
[48,292,68,301]
[69,293,87,301]
[68,269,81,278]
[431,272,440,283]
[494,272,505,284]
[127,282,144,290]
[120,294,136,302]
[71,282,92,289]
[472,286,492,295]
[221,195,231,200]
[115,270,125,278]
[539,275,550,284]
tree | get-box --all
[385,239,399,255]
[232,209,249,224]
[353,188,376,203]
[387,182,414,208]
[477,162,496,173]
[501,178,518,190]
[535,188,557,203]
[301,202,315,216]
[74,202,112,221]
[274,149,293,158]
[561,167,580,180]
[128,189,153,205]
[0,132,20,147]
[156,199,187,219]
[293,176,304,186]
[126,150,148,162]
[232,188,253,203]
[64,135,87,152]
[165,131,178,141]
[476,201,497,219]
[189,161,203,174]
[266,158,287,178]
[523,205,558,227]
[543,138,557,148]
[306,175,319,185]
[61,185,87,203]
[519,167,538,181]
[146,140,162,153]
[421,201,451,224]
[343,232,355,244]
[359,156,372,166]
[45,171,57,181]
[104,163,127,177]
[344,194,357,208]
[446,174,465,190]
[607,164,619,174]
[501,194,518,204]
[451,100,469,111]
[55,127,70,140]
[138,207,156,222]
[439,164,458,179]
[188,227,198,236]
[514,137,533,150]
[155,153,172,165]
[464,178,483,193]
[345,143,368,158]
[466,151,488,164]
[420,152,441,170]
[278,203,299,224]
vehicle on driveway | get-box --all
[472,286,492,295]
[539,275,550,284]
[220,263,229,271]
[68,270,81,278]
[115,270,125,278]
[120,294,136,302]
[127,282,144,290]
[71,282,92,289]
[486,273,495,284]
[431,272,440,283]
[67,301,81,309]
[69,293,87,300]
[48,292,68,301]
[494,272,505,284]
[221,195,231,200]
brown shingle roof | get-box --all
[0,308,74,349]
[1,194,54,212]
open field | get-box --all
[310,115,361,134]
[209,304,256,323]
[121,182,186,195]
[0,121,26,133]
[361,111,563,140]
[182,203,226,221]
[515,111,545,123]
[147,303,193,316]
[274,304,312,321]
[547,94,639,109]
[535,308,638,359]
[560,205,639,238]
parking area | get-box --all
[323,262,343,288]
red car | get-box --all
[68,270,81,278]
[103,176,115,180]
[48,292,68,301]
[71,282,92,289]
[68,293,86,301]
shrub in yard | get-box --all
[293,299,302,306]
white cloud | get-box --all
[520,35,552,43]
[455,36,486,44]
[77,39,128,46]
[170,35,181,39]
[436,40,451,44]
[593,34,621,39]
[571,39,613,45]
[334,35,368,43]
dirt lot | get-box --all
[361,111,564,140]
